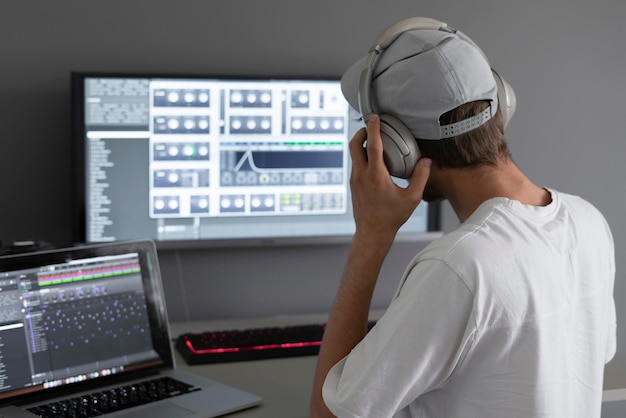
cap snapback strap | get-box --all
[439,105,493,139]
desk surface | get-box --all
[170,314,626,418]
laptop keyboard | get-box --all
[27,376,200,418]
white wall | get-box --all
[1,0,624,358]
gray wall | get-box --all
[1,0,624,355]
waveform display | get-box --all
[38,263,141,287]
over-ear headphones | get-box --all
[358,17,516,178]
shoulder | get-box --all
[551,189,614,244]
[555,190,610,224]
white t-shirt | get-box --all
[323,189,616,418]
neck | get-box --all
[437,157,551,222]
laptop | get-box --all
[0,239,262,418]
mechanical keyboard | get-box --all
[176,321,376,364]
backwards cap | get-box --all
[341,21,500,140]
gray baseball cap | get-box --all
[341,26,499,140]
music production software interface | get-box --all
[82,77,357,243]
[0,254,157,394]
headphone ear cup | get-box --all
[492,70,517,129]
[378,114,421,179]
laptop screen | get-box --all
[0,240,172,402]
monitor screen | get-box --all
[71,73,440,249]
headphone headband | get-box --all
[371,17,451,50]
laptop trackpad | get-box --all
[116,402,194,418]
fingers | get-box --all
[363,115,383,167]
[349,114,431,199]
[407,157,432,196]
[349,115,386,171]
[348,127,368,168]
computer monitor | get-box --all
[71,72,440,249]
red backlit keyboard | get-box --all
[176,323,326,364]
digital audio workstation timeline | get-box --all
[72,73,439,249]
